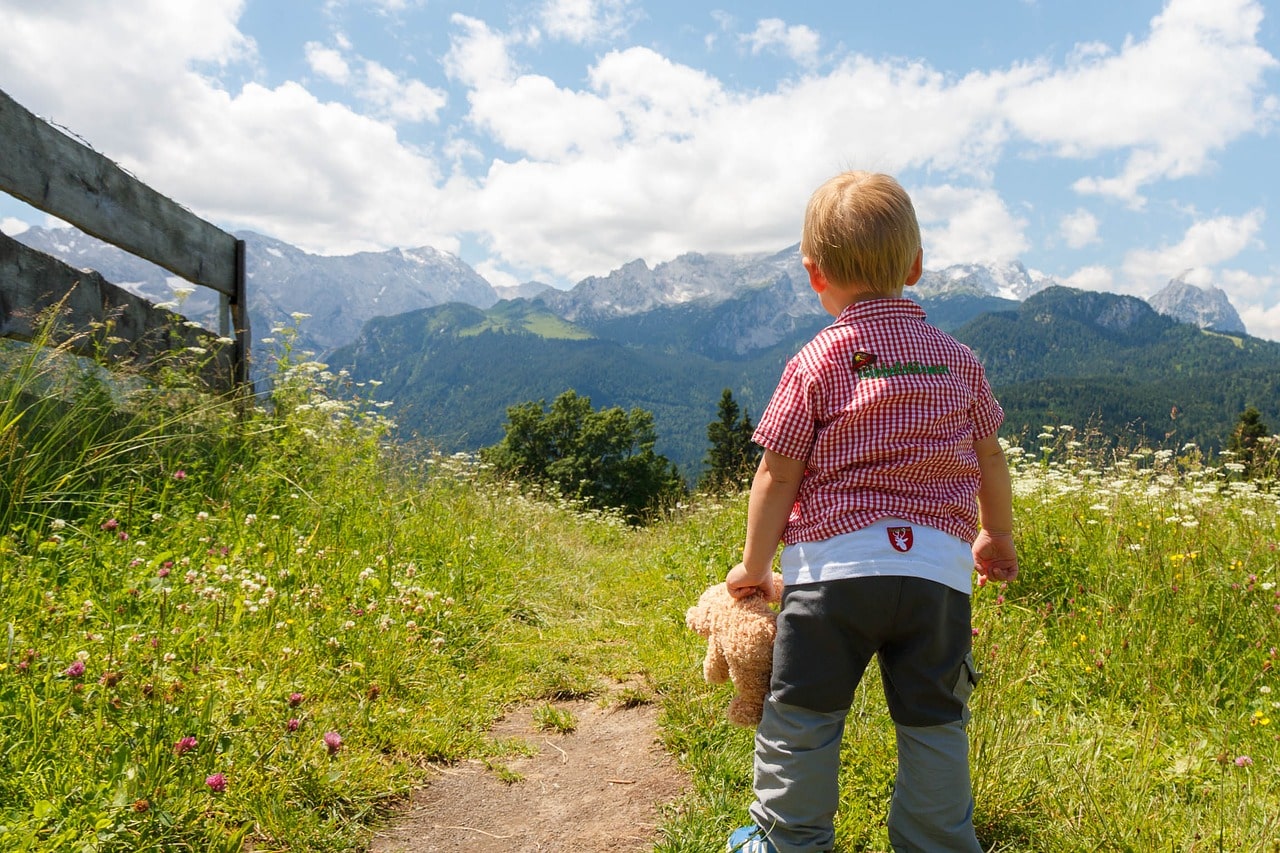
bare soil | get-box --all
[368,697,690,852]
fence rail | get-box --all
[0,86,249,393]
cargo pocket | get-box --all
[952,653,981,723]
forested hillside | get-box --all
[960,287,1280,447]
[330,286,1280,477]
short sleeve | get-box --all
[752,357,818,461]
[970,363,1004,440]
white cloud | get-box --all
[0,217,30,236]
[913,185,1030,268]
[1063,265,1116,293]
[539,0,634,44]
[306,41,445,123]
[444,15,520,88]
[1,0,1274,345]
[1005,0,1278,205]
[1060,209,1101,248]
[1238,293,1280,342]
[1122,210,1265,288]
[305,42,352,84]
[742,19,821,68]
[589,47,725,142]
[0,0,254,158]
[357,60,448,123]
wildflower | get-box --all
[158,566,171,578]
[287,718,300,732]
[196,511,209,521]
[205,773,227,793]
[1235,756,1253,767]
[288,692,304,707]
[173,736,198,756]
[100,519,119,531]
[64,660,85,678]
[51,518,67,530]
[323,731,342,755]
[132,798,150,813]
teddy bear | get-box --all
[685,571,784,727]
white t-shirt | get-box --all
[780,517,975,594]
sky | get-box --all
[1,0,1278,338]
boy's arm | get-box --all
[973,432,1018,582]
[726,449,806,599]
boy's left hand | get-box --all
[726,562,775,600]
[973,529,1018,582]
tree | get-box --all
[480,389,685,521]
[1227,406,1274,478]
[700,388,761,493]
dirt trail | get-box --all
[368,697,690,852]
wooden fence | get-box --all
[0,86,250,394]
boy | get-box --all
[725,171,1018,853]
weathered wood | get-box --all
[0,86,237,297]
[0,231,237,393]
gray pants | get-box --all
[747,577,983,853]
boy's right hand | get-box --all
[973,530,1018,582]
[726,562,774,599]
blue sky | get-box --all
[1,0,1278,338]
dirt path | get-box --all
[368,697,690,852]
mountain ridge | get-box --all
[11,225,1274,476]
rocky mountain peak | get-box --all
[1148,276,1247,335]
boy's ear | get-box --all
[802,256,828,293]
[904,249,923,287]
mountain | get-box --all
[914,260,1056,301]
[1148,276,1247,334]
[956,286,1279,449]
[14,225,1274,476]
[328,278,1279,476]
[11,227,499,379]
[494,281,554,301]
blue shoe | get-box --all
[727,825,778,853]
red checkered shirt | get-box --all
[753,297,1004,545]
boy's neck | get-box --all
[829,285,904,314]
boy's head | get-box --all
[800,171,921,297]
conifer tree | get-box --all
[700,389,761,493]
[1227,406,1272,478]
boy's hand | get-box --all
[973,529,1018,582]
[726,562,774,600]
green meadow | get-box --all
[1,324,1278,852]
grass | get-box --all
[1,325,1278,851]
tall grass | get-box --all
[2,323,1278,851]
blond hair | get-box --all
[800,171,921,295]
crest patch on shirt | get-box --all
[851,351,878,371]
[888,526,914,553]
